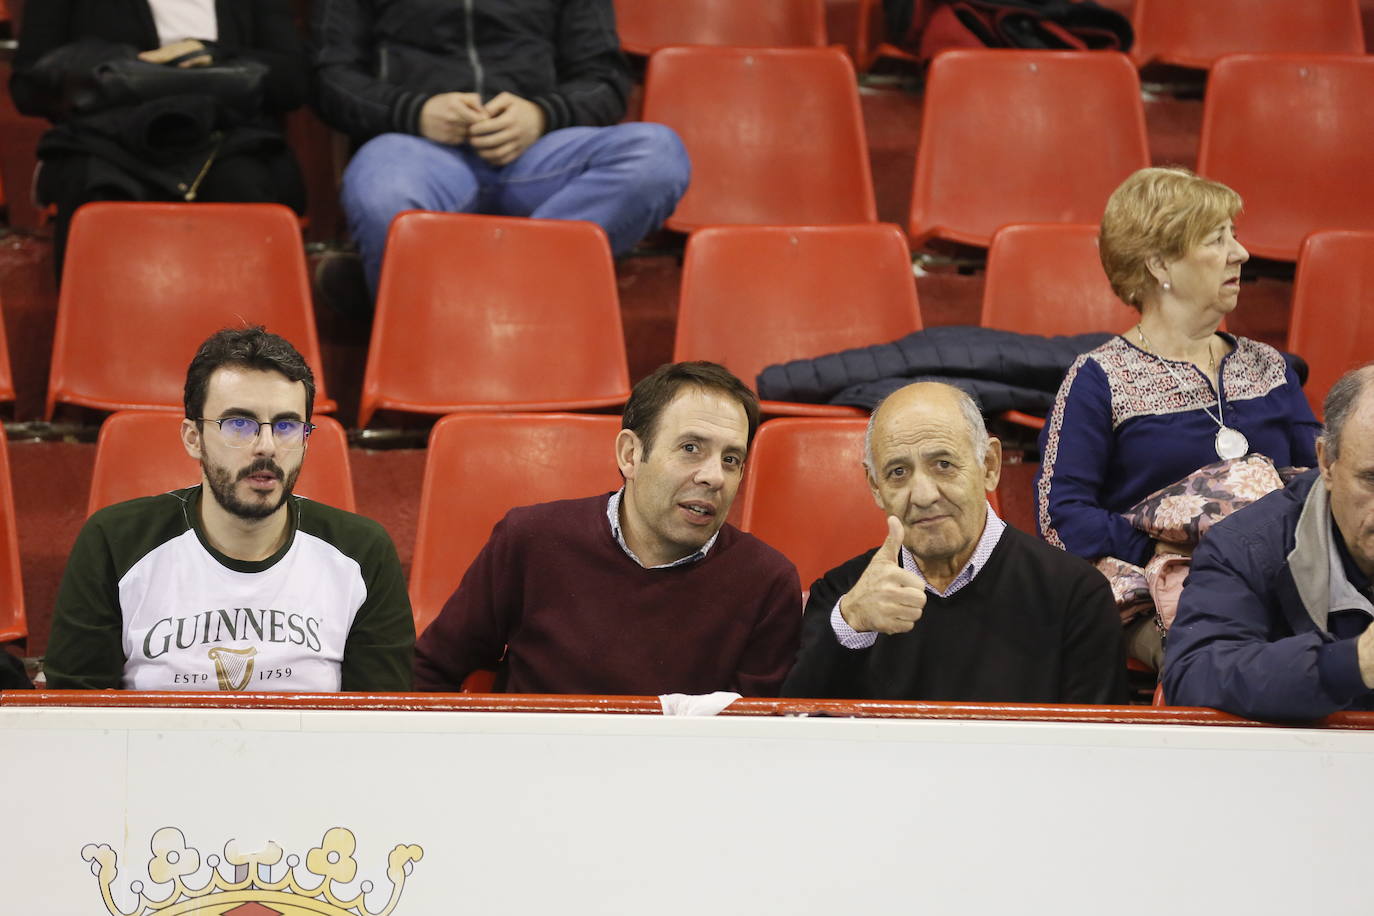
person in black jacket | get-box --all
[9,0,308,279]
[311,0,690,295]
[782,382,1127,703]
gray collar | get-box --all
[1287,478,1374,631]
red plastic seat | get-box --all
[86,411,356,516]
[0,432,25,642]
[738,418,884,590]
[614,0,827,55]
[1197,54,1374,262]
[739,418,1002,590]
[909,50,1149,248]
[641,46,875,233]
[410,413,625,635]
[359,212,631,428]
[982,224,1140,337]
[1287,230,1374,419]
[46,203,335,419]
[0,298,14,404]
[1131,0,1364,70]
[674,224,923,417]
[981,224,1152,432]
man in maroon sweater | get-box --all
[414,362,802,695]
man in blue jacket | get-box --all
[1165,364,1374,720]
[311,0,690,295]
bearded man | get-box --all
[45,327,413,691]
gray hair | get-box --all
[862,383,990,474]
[1320,364,1374,461]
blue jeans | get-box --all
[341,122,691,293]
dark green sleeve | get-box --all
[45,518,126,689]
[340,525,415,691]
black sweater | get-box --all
[782,525,1127,703]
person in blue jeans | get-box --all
[311,0,691,296]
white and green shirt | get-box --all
[46,487,414,692]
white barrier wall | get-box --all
[4,707,1372,915]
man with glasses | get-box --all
[45,327,414,691]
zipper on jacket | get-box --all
[463,0,485,99]
[181,132,224,202]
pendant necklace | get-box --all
[1136,324,1249,460]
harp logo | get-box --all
[82,827,423,916]
[208,646,258,691]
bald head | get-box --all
[862,382,1001,576]
[1321,364,1374,462]
[864,383,991,475]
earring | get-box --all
[1162,281,1172,291]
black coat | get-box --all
[8,0,306,209]
[756,325,1114,415]
[11,0,308,121]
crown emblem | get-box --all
[82,826,423,916]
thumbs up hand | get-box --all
[838,516,928,635]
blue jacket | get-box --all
[1163,470,1374,720]
[755,326,1111,413]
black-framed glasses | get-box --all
[197,417,315,450]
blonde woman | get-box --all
[1035,167,1320,665]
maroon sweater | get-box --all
[413,494,802,695]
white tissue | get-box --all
[658,691,741,716]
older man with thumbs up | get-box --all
[783,382,1126,703]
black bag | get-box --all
[87,57,268,116]
[27,39,267,118]
[885,0,1133,60]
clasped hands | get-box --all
[839,516,928,635]
[138,39,213,68]
[420,91,547,166]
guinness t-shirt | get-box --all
[45,487,414,692]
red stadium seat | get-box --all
[1287,230,1374,419]
[1131,0,1364,69]
[614,0,827,55]
[981,224,1140,338]
[0,432,26,643]
[739,417,1003,591]
[410,413,625,635]
[641,46,875,232]
[909,50,1149,248]
[46,203,335,418]
[738,418,883,590]
[981,224,1161,432]
[0,297,14,404]
[86,411,357,516]
[359,212,631,428]
[1197,54,1374,261]
[674,224,923,417]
